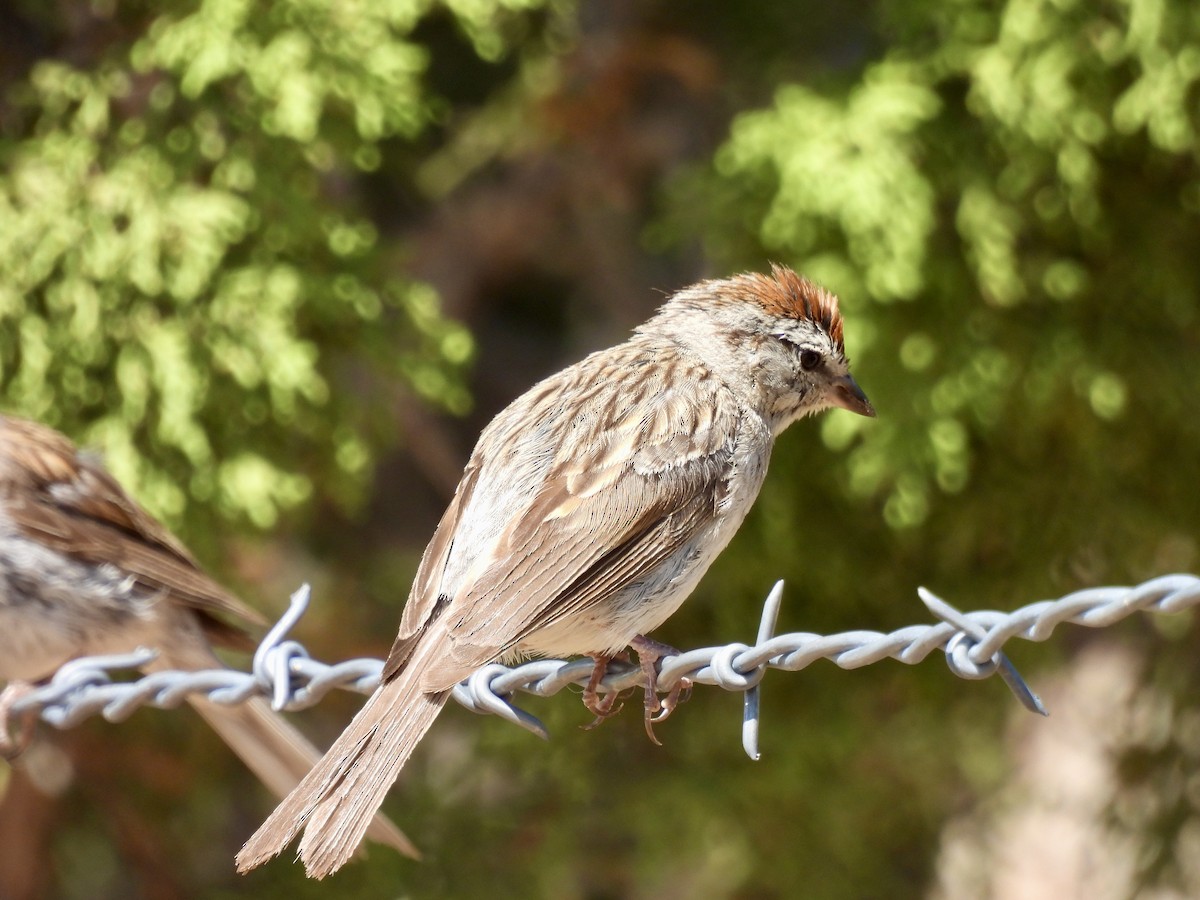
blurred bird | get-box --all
[238,265,874,877]
[0,414,417,859]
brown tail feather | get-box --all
[236,638,451,878]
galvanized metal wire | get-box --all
[9,573,1199,759]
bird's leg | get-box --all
[630,635,692,746]
[580,651,631,730]
[0,682,37,760]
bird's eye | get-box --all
[799,349,822,371]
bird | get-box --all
[0,414,417,859]
[236,264,875,878]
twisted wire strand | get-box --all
[9,574,1199,759]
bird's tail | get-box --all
[155,640,420,863]
[235,640,451,879]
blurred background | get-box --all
[2,0,1199,896]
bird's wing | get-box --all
[383,343,749,690]
[0,416,264,638]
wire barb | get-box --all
[918,587,1048,716]
[742,580,785,760]
[7,574,1200,753]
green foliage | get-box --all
[0,0,502,530]
[715,63,940,301]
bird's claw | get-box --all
[581,653,629,730]
[631,635,691,746]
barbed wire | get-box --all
[8,573,1199,760]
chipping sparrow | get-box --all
[0,415,416,859]
[237,264,875,878]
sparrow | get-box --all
[237,265,875,877]
[0,414,416,859]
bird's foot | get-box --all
[630,635,692,746]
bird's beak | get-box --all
[830,374,876,418]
